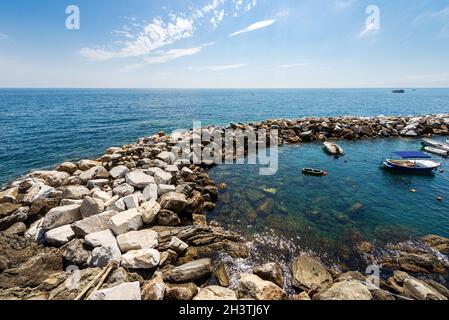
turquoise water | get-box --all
[1,88,449,185]
[208,138,449,265]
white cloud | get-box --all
[211,9,225,28]
[229,19,277,37]
[415,6,449,38]
[191,63,247,71]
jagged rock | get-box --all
[62,185,90,200]
[168,236,188,254]
[194,286,237,300]
[169,258,212,282]
[214,262,230,287]
[91,189,111,203]
[61,239,90,266]
[108,208,143,235]
[142,184,158,201]
[123,194,140,210]
[29,198,60,216]
[79,166,107,182]
[87,179,109,189]
[88,282,141,300]
[88,245,121,268]
[141,272,165,300]
[117,229,158,253]
[291,255,333,291]
[44,225,75,246]
[421,234,449,255]
[159,249,178,266]
[41,204,82,230]
[253,262,284,288]
[154,170,173,185]
[313,280,373,300]
[159,192,187,213]
[121,249,160,269]
[109,165,129,179]
[25,218,45,243]
[237,273,287,300]
[139,199,160,224]
[56,162,77,174]
[113,183,134,197]
[382,251,447,274]
[22,183,55,204]
[157,209,180,226]
[125,170,155,189]
[108,197,126,212]
[80,196,104,218]
[157,151,175,164]
[158,184,176,196]
[165,282,198,300]
[71,210,117,236]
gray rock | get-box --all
[88,282,141,300]
[154,170,173,185]
[71,210,118,236]
[91,189,111,202]
[42,204,82,230]
[157,151,175,164]
[44,225,75,246]
[113,183,134,197]
[79,166,107,182]
[107,197,126,212]
[80,196,104,218]
[25,217,45,243]
[123,194,140,210]
[88,245,122,268]
[142,183,158,201]
[121,249,160,269]
[109,165,129,179]
[159,192,187,213]
[169,258,212,282]
[108,208,143,235]
[85,229,118,248]
[125,170,155,189]
[61,239,90,266]
[117,229,159,253]
[62,185,90,200]
[168,236,188,254]
[60,199,83,206]
[158,184,176,196]
[87,179,109,189]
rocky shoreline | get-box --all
[1,114,449,300]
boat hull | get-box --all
[422,139,449,152]
[383,159,441,172]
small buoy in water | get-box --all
[437,196,443,201]
[410,189,416,193]
[323,172,327,176]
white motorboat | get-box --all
[323,142,344,155]
[422,138,449,152]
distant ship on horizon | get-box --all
[392,89,406,93]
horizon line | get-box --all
[1,87,449,90]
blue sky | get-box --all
[0,0,448,88]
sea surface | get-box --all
[1,88,449,268]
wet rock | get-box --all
[56,162,77,174]
[291,255,333,291]
[41,204,81,230]
[358,241,373,254]
[109,165,129,179]
[165,282,198,300]
[214,262,230,287]
[62,185,90,200]
[253,262,284,288]
[80,196,104,218]
[61,238,90,266]
[314,280,372,300]
[169,258,212,282]
[159,192,187,213]
[139,199,160,224]
[89,282,141,300]
[168,236,188,254]
[350,202,363,214]
[192,214,207,227]
[194,286,237,300]
[141,272,165,300]
[44,225,75,246]
[121,249,160,269]
[71,210,117,236]
[157,209,180,226]
[125,170,155,189]
[117,229,158,253]
[108,208,143,235]
[237,273,287,300]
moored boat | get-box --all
[323,142,344,155]
[392,89,405,93]
[302,168,327,176]
[382,151,441,173]
[422,138,449,152]
[423,146,448,157]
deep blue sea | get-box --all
[1,88,449,265]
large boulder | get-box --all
[41,204,82,230]
[117,229,159,253]
[62,185,90,200]
[253,262,284,288]
[193,286,237,300]
[89,282,141,300]
[291,255,333,291]
[71,210,118,236]
[56,162,77,174]
[109,165,129,179]
[121,249,160,269]
[84,229,117,248]
[77,159,101,171]
[79,166,107,182]
[421,234,449,255]
[169,258,212,282]
[237,273,287,300]
[154,170,173,185]
[80,196,104,218]
[159,192,187,213]
[125,171,155,189]
[44,225,75,246]
[313,280,372,300]
[108,209,143,235]
[0,187,18,204]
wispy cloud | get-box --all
[0,33,8,40]
[277,63,310,69]
[335,0,357,10]
[414,6,449,38]
[80,0,258,62]
[229,19,277,37]
[190,63,247,71]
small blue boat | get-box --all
[382,151,441,173]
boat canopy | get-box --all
[393,151,431,159]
